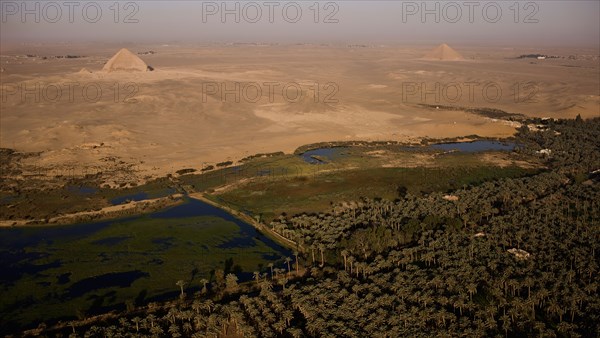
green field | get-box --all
[0,176,176,221]
[198,145,540,221]
[0,201,288,329]
[213,165,537,221]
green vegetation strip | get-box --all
[1,213,281,328]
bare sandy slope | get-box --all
[1,44,598,182]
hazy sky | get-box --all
[1,1,599,47]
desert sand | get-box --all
[1,43,598,183]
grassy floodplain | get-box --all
[180,141,542,222]
[0,199,289,331]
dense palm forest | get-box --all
[26,117,599,337]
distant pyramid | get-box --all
[78,67,92,74]
[422,43,465,61]
[102,48,149,72]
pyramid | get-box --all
[78,67,92,74]
[102,48,149,72]
[422,43,465,61]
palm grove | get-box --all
[33,117,599,337]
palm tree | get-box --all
[183,322,193,335]
[500,314,511,337]
[192,300,201,315]
[319,244,325,267]
[176,280,187,299]
[202,300,214,314]
[260,279,273,292]
[547,300,564,322]
[268,262,274,279]
[285,257,292,275]
[273,320,286,335]
[150,325,164,336]
[287,327,303,338]
[350,262,365,278]
[131,317,141,333]
[283,309,294,326]
[279,277,288,290]
[293,250,300,275]
[146,314,156,328]
[167,307,179,324]
[168,324,181,337]
[253,271,260,284]
[467,282,478,302]
[225,273,239,291]
[68,321,76,334]
[341,249,348,271]
[147,302,159,313]
[199,278,209,294]
[193,315,204,331]
[347,256,355,275]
